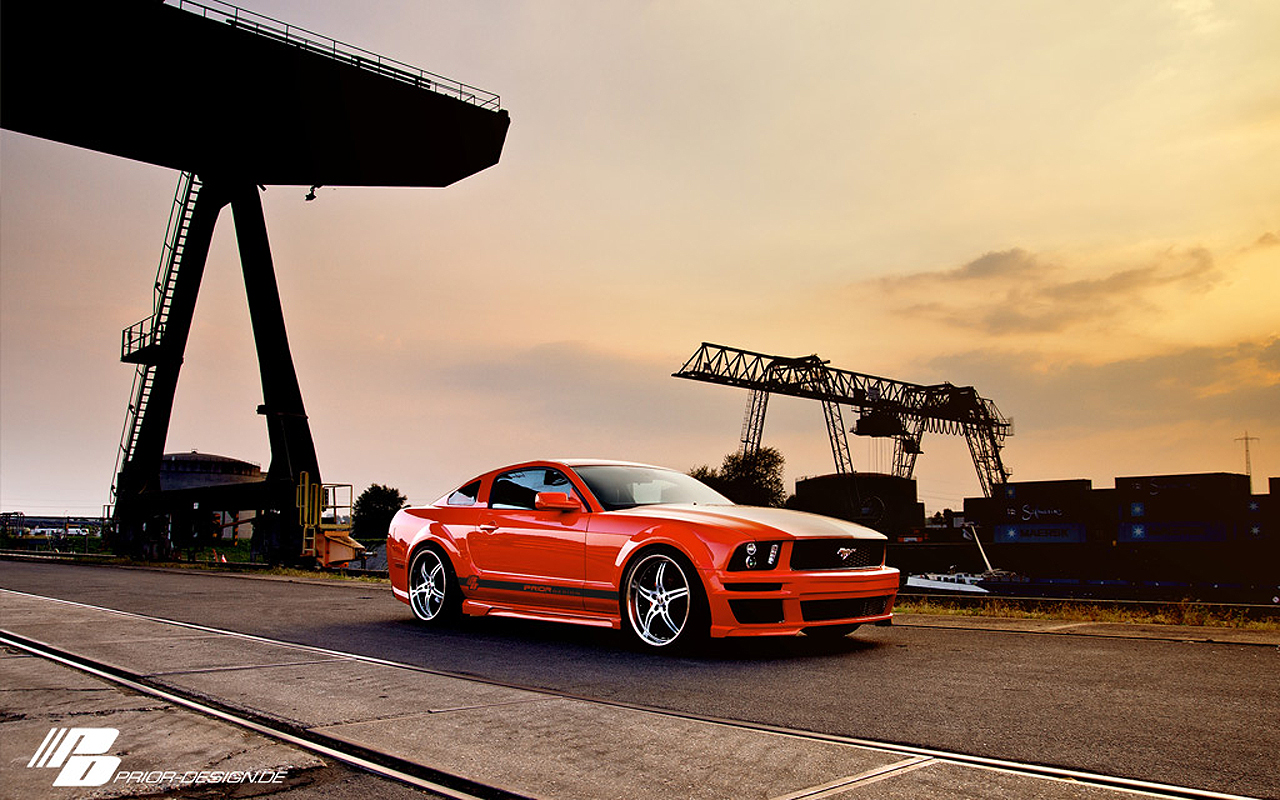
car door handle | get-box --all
[478,524,498,533]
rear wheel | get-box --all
[622,549,706,651]
[408,546,460,624]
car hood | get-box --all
[608,504,886,540]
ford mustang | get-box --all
[387,459,898,649]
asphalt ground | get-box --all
[0,560,1275,799]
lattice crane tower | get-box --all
[674,343,1013,497]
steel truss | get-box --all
[674,342,1013,496]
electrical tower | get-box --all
[674,343,1013,497]
[2,1,509,560]
[1236,432,1259,488]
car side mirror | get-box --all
[535,492,583,512]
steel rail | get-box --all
[0,629,530,800]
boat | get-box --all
[905,571,990,593]
[903,523,1028,595]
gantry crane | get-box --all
[2,0,509,560]
[674,343,1013,497]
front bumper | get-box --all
[704,566,900,637]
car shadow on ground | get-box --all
[368,612,888,671]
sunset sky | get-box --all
[2,0,1277,516]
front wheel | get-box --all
[408,546,460,624]
[622,550,706,651]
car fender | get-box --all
[391,511,468,575]
[613,522,713,577]
[408,521,467,568]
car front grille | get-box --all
[800,595,891,622]
[789,539,884,570]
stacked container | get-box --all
[1116,473,1251,543]
[992,479,1095,544]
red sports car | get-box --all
[387,459,898,649]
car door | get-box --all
[468,467,588,611]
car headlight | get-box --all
[728,541,783,571]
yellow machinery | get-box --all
[297,473,365,567]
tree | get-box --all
[352,483,408,541]
[689,447,787,508]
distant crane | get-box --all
[673,343,1013,497]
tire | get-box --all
[622,549,706,651]
[803,624,860,639]
[408,546,460,624]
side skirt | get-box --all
[460,599,620,630]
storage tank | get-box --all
[791,473,925,539]
[159,451,262,491]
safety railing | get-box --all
[121,317,157,361]
[164,0,502,111]
[111,364,154,501]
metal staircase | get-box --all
[111,172,202,502]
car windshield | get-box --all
[572,465,732,511]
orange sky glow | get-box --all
[2,0,1277,515]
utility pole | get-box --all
[1235,432,1259,489]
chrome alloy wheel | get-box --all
[625,552,693,647]
[409,548,450,622]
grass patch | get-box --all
[895,595,1279,631]
[247,567,389,584]
[1,549,389,583]
[139,560,390,584]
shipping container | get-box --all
[996,479,1096,524]
[996,479,1093,509]
[994,523,1088,543]
[1116,473,1251,525]
[1244,493,1272,540]
[1117,521,1231,543]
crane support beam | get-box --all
[740,390,770,456]
[674,342,1013,495]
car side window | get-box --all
[489,468,580,510]
[447,480,481,507]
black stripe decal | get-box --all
[470,577,618,601]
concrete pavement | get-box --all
[1,587,1243,800]
[0,642,450,799]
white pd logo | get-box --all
[28,728,121,787]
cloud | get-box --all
[1244,231,1279,252]
[927,337,1280,433]
[879,248,1046,286]
[871,241,1230,337]
[942,249,1045,282]
[918,336,1280,486]
[1172,0,1231,36]
[1259,337,1280,371]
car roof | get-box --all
[552,458,669,469]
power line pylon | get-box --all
[1236,432,1260,487]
